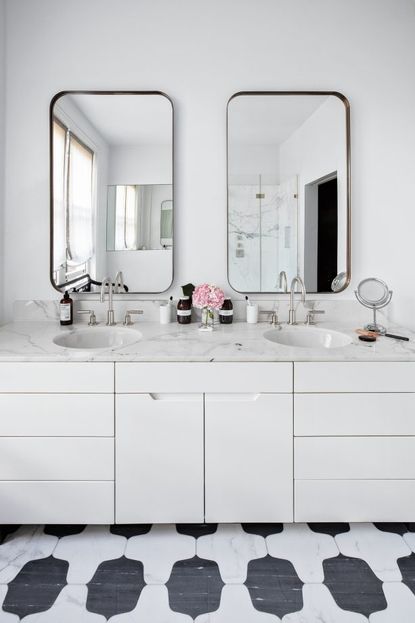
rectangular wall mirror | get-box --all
[50,91,173,293]
[227,91,350,293]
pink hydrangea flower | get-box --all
[193,283,225,310]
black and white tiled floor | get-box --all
[1,523,415,621]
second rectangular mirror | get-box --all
[227,91,350,293]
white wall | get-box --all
[0,0,5,322]
[108,145,171,186]
[2,0,415,327]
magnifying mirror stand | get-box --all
[355,290,393,335]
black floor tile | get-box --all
[374,522,408,535]
[242,523,283,537]
[2,555,68,618]
[309,523,350,536]
[323,554,387,617]
[176,524,218,538]
[110,524,151,538]
[44,525,86,538]
[245,554,303,617]
[166,555,224,618]
[87,556,145,618]
[398,552,415,595]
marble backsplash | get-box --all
[12,297,387,327]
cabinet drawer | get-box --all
[0,438,114,480]
[294,362,415,393]
[0,362,114,393]
[0,394,114,436]
[0,481,114,523]
[295,393,415,436]
[295,437,415,479]
[116,362,292,393]
[295,480,415,522]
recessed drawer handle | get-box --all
[148,393,201,402]
[207,393,261,402]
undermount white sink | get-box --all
[263,326,352,349]
[53,327,141,351]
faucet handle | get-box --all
[77,310,97,326]
[123,310,144,326]
[305,309,325,325]
[259,310,280,327]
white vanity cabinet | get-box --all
[0,362,115,524]
[115,362,293,523]
[294,362,415,522]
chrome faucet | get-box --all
[101,277,115,326]
[279,270,288,293]
[288,276,306,325]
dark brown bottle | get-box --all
[177,296,192,324]
[219,298,233,324]
[60,291,73,326]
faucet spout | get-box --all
[101,277,115,325]
[288,276,306,325]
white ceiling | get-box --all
[228,94,330,146]
[67,93,172,146]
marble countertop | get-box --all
[0,320,415,362]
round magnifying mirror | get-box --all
[355,277,392,334]
[331,272,348,293]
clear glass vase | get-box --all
[199,307,214,331]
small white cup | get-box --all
[160,303,171,324]
[246,303,258,324]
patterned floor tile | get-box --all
[397,552,415,594]
[53,525,126,584]
[266,523,338,583]
[402,529,415,552]
[197,524,267,583]
[177,525,218,538]
[110,525,151,538]
[369,582,415,622]
[242,524,283,538]
[0,527,58,584]
[126,524,195,584]
[43,525,86,538]
[20,585,106,622]
[282,584,368,622]
[245,554,303,618]
[195,584,280,622]
[2,556,68,619]
[335,523,410,582]
[86,556,145,618]
[323,554,387,617]
[374,523,408,536]
[0,585,19,622]
[108,585,192,622]
[166,556,224,618]
[308,523,350,537]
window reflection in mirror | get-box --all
[227,92,350,294]
[51,92,173,293]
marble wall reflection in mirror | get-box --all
[50,92,173,293]
[227,92,350,293]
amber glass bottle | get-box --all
[219,298,233,324]
[177,296,192,324]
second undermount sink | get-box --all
[263,326,352,349]
[53,327,141,351]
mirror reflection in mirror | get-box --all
[51,92,173,293]
[227,92,350,293]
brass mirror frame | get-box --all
[226,90,351,294]
[49,90,175,294]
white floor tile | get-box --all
[282,584,368,623]
[53,525,126,584]
[20,585,106,622]
[402,530,415,552]
[335,524,410,582]
[195,585,280,623]
[0,526,57,584]
[0,585,19,622]
[125,524,195,584]
[266,523,338,583]
[369,582,415,623]
[108,585,192,622]
[197,524,267,584]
